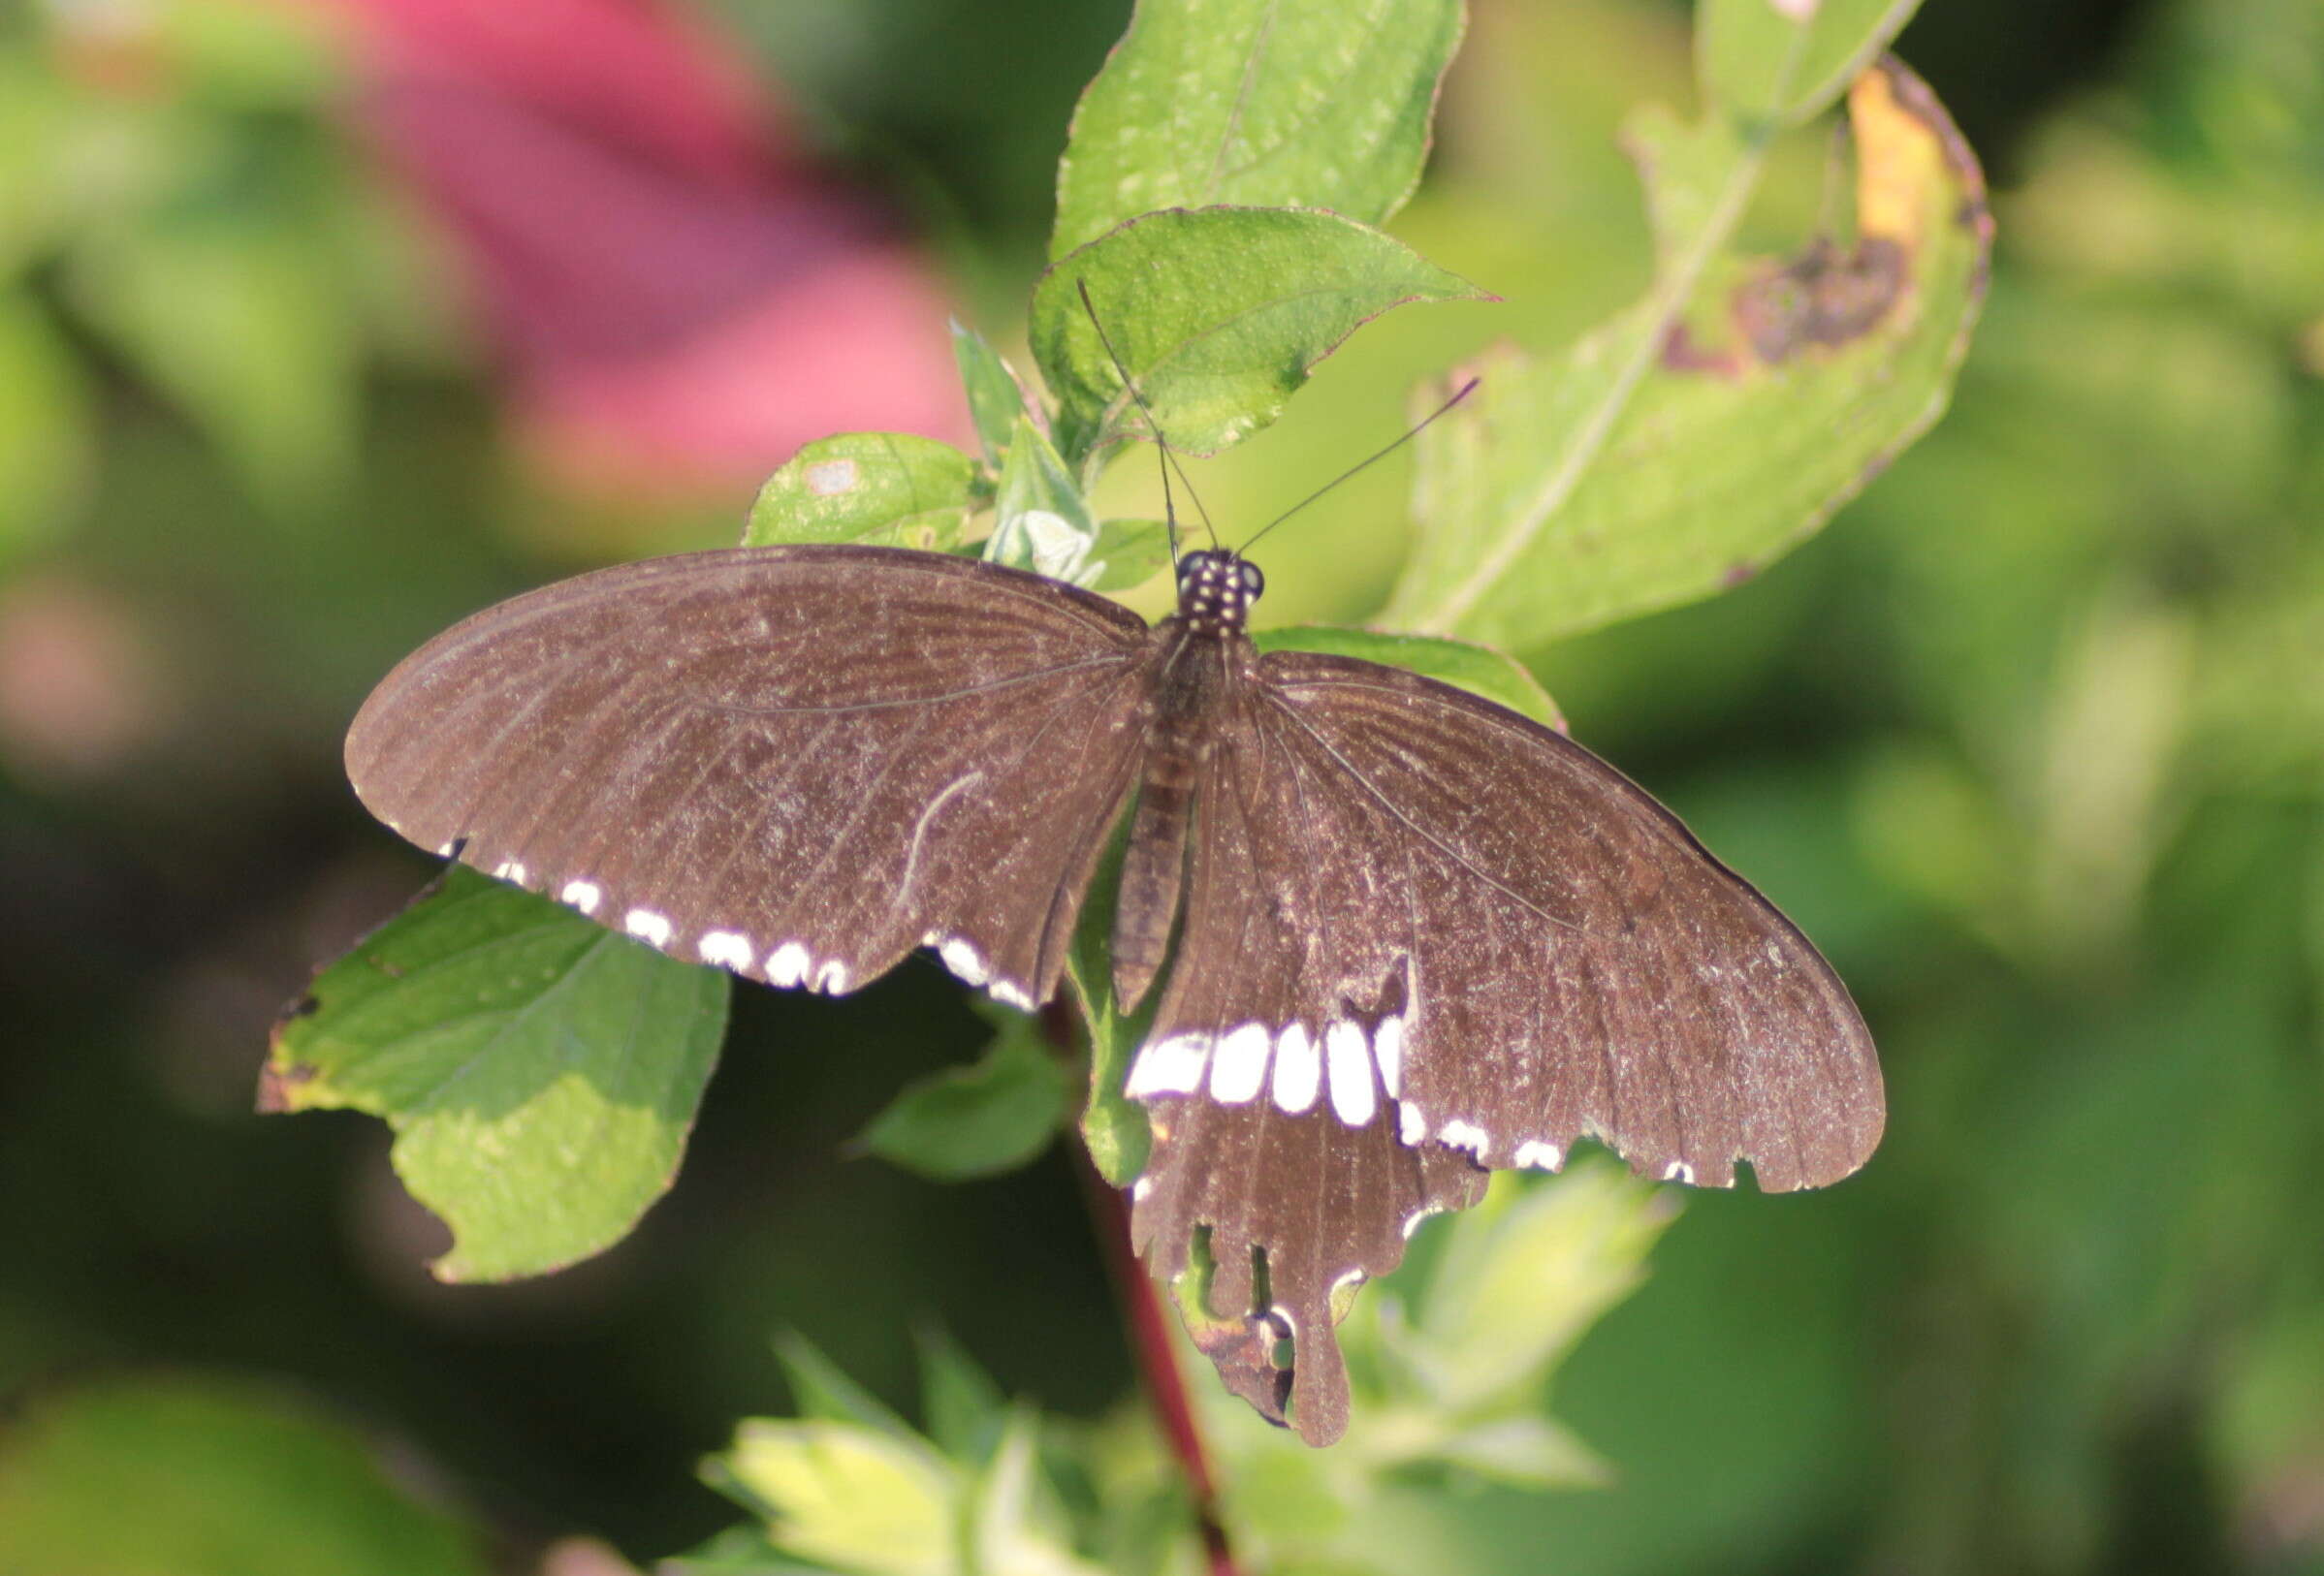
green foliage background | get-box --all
[1,0,2319,1573]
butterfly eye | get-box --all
[1239,562,1264,599]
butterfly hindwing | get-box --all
[1126,647,1882,1441]
[345,546,1156,1008]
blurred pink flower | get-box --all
[319,0,969,501]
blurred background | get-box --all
[0,0,2318,1571]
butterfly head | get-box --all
[1175,550,1264,636]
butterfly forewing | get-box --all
[346,546,1155,1008]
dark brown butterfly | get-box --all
[346,535,1883,1445]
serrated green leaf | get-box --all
[1065,822,1153,1187]
[1398,1164,1678,1416]
[1698,0,1921,129]
[915,1327,1008,1464]
[0,1377,489,1576]
[1033,206,1486,466]
[854,1011,1068,1182]
[951,318,1036,469]
[720,1420,959,1576]
[1256,625,1563,730]
[967,1410,1106,1576]
[1051,0,1465,258]
[771,1333,918,1441]
[748,432,985,550]
[1385,58,1989,648]
[986,417,1100,581]
[265,867,728,1281]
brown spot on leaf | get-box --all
[1660,321,1745,378]
[254,1058,316,1114]
[1735,236,1908,362]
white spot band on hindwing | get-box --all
[1208,1024,1270,1104]
[1126,1034,1209,1098]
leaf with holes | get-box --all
[1051,0,1464,257]
[1385,57,1989,648]
[264,867,728,1281]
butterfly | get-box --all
[344,525,1884,1445]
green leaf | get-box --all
[265,867,728,1281]
[718,1420,959,1576]
[1051,0,1465,257]
[1385,58,1990,648]
[770,1333,917,1442]
[986,417,1100,580]
[853,1007,1069,1182]
[951,318,1037,469]
[914,1327,1008,1464]
[1419,1414,1609,1490]
[67,206,359,517]
[1256,625,1564,730]
[1064,822,1153,1187]
[966,1410,1106,1576]
[0,291,90,561]
[1082,519,1175,591]
[748,432,986,550]
[1032,206,1486,465]
[1394,1163,1678,1416]
[1698,0,1921,129]
[0,1377,489,1576]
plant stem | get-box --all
[1046,1003,1238,1576]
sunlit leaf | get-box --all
[952,318,1038,469]
[1257,624,1564,730]
[1052,0,1464,257]
[1385,58,1990,648]
[1032,206,1486,465]
[987,416,1101,580]
[264,867,728,1281]
[748,432,985,550]
[0,1377,488,1576]
[719,1420,958,1576]
[1698,0,1920,128]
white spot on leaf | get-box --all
[805,458,859,495]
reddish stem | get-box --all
[1047,1003,1238,1576]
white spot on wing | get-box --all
[765,942,811,988]
[436,840,457,857]
[1269,1024,1319,1114]
[1398,1102,1427,1146]
[936,935,989,987]
[559,880,602,915]
[492,861,528,886]
[1438,1119,1489,1158]
[1208,1023,1270,1104]
[988,980,1035,1011]
[1126,1033,1209,1098]
[1324,1020,1375,1126]
[1402,1203,1448,1240]
[1130,1177,1153,1202]
[1663,1160,1696,1184]
[622,908,673,949]
[1374,1014,1404,1099]
[1512,1140,1563,1171]
[697,930,754,969]
[812,960,850,994]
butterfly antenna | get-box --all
[1236,376,1481,556]
[1076,279,1221,557]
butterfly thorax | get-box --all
[1109,551,1266,1011]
